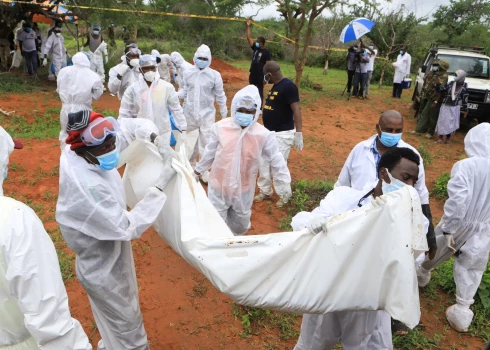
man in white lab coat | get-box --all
[392,47,411,98]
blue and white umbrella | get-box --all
[339,18,375,43]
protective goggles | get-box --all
[126,48,141,57]
[236,96,257,111]
[80,117,120,147]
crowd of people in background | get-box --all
[0,17,488,350]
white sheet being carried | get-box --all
[119,140,428,329]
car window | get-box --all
[437,54,490,79]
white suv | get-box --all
[412,45,490,123]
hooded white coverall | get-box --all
[151,50,176,83]
[43,33,66,76]
[0,127,92,350]
[291,185,393,350]
[119,72,186,145]
[170,51,193,96]
[89,40,108,84]
[393,52,411,84]
[56,131,167,349]
[195,85,290,235]
[181,44,227,166]
[108,56,141,100]
[417,123,490,332]
[57,52,103,143]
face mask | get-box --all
[379,132,402,147]
[382,170,406,194]
[94,149,120,171]
[25,28,32,33]
[432,66,439,72]
[235,112,254,127]
[264,73,271,84]
[129,59,140,68]
[55,32,61,37]
[255,42,260,48]
[143,71,156,82]
[195,58,209,69]
[400,51,404,55]
[369,46,374,49]
[93,30,100,35]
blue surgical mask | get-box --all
[94,149,120,171]
[255,42,260,48]
[382,170,406,194]
[369,46,374,49]
[93,30,100,35]
[400,51,404,55]
[379,132,402,147]
[263,73,271,84]
[235,112,254,127]
[25,27,32,33]
[432,66,439,72]
[195,58,209,69]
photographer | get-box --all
[345,45,357,97]
[352,39,374,98]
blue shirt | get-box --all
[370,137,382,171]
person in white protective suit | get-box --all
[193,85,291,235]
[0,127,92,350]
[416,123,490,333]
[119,54,187,146]
[56,110,177,350]
[151,49,176,83]
[82,24,108,89]
[108,45,141,99]
[181,44,227,182]
[391,47,411,98]
[292,147,424,350]
[42,26,66,80]
[57,52,103,144]
[170,51,193,96]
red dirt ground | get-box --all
[1,64,486,349]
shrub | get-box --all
[432,172,450,200]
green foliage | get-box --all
[393,327,442,349]
[231,303,299,340]
[0,74,45,95]
[300,75,315,90]
[417,145,433,165]
[432,172,451,200]
[57,250,75,281]
[0,113,60,139]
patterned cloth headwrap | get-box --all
[65,110,104,150]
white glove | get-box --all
[154,135,178,161]
[104,55,108,64]
[306,216,327,235]
[116,63,129,76]
[192,170,200,183]
[220,107,228,119]
[445,234,456,254]
[294,132,304,151]
[42,58,47,67]
[155,158,176,191]
[370,196,387,208]
[180,130,187,145]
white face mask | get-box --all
[143,71,156,82]
[129,59,140,68]
[55,32,61,37]
[381,170,406,194]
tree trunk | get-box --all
[378,56,389,88]
[323,58,329,75]
[294,19,315,86]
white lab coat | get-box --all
[108,56,140,99]
[119,72,186,144]
[181,45,227,165]
[170,51,193,95]
[393,52,411,84]
[417,123,490,332]
[43,34,66,75]
[335,135,429,205]
[57,52,103,142]
[291,186,393,350]
[56,145,167,350]
[195,85,291,235]
[90,40,107,84]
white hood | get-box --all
[170,52,186,67]
[151,49,161,59]
[72,52,90,68]
[193,44,212,67]
[0,127,15,196]
[465,122,490,158]
[231,85,262,126]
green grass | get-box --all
[57,250,75,281]
[0,107,60,139]
[0,73,47,95]
[417,145,433,165]
[432,173,451,200]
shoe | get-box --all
[275,197,289,208]
[253,193,272,203]
[425,134,433,139]
[409,130,421,135]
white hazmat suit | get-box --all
[57,52,103,143]
[417,123,490,332]
[181,44,227,166]
[195,85,290,235]
[151,50,176,83]
[56,130,168,349]
[90,40,108,84]
[170,51,193,95]
[393,52,411,84]
[0,127,92,350]
[119,56,186,145]
[43,33,66,77]
[291,186,394,350]
[108,54,141,100]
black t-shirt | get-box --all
[263,78,299,132]
[249,45,271,81]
